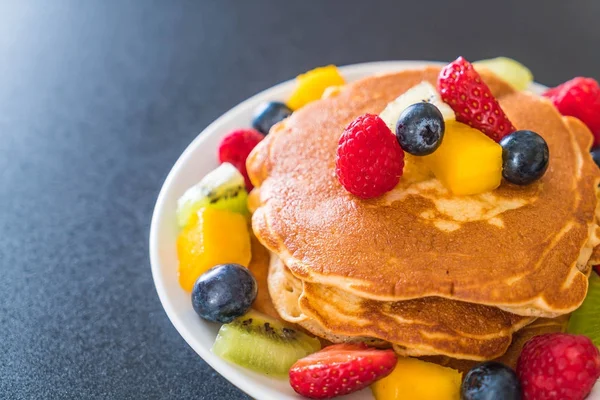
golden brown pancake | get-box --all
[249,236,374,348]
[269,255,534,360]
[247,233,281,321]
[251,220,572,363]
[249,66,600,318]
[422,315,569,373]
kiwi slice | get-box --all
[176,162,249,227]
[211,310,321,377]
[568,272,600,345]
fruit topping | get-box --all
[371,357,461,400]
[516,333,600,400]
[461,362,521,400]
[176,163,248,228]
[212,310,321,377]
[252,101,293,135]
[543,77,600,147]
[287,65,345,110]
[499,130,549,185]
[395,102,445,156]
[438,56,516,142]
[423,121,502,195]
[335,114,405,199]
[177,207,251,292]
[474,57,533,91]
[290,343,397,399]
[191,264,257,323]
[218,128,264,190]
[568,272,600,346]
[379,81,455,133]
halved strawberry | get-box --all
[438,56,516,142]
[289,343,397,399]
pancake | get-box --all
[247,233,282,321]
[422,315,570,373]
[249,66,600,318]
[268,255,534,361]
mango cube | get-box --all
[287,65,345,110]
[371,357,462,400]
[177,207,251,292]
[424,121,502,195]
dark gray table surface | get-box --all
[2,1,599,399]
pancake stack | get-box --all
[246,66,600,365]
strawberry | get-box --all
[438,56,516,142]
[289,343,397,399]
[543,77,600,146]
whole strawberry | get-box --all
[335,114,404,199]
[438,56,516,142]
[218,129,263,190]
[289,343,397,399]
[543,77,600,147]
[517,333,600,400]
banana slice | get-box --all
[379,81,455,133]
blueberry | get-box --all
[500,130,549,185]
[461,362,521,400]
[591,147,600,168]
[252,101,293,135]
[395,102,445,156]
[191,264,257,323]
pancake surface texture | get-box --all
[249,66,600,319]
[268,254,534,360]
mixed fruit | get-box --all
[336,57,550,199]
[173,59,600,399]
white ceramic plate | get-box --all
[149,61,568,400]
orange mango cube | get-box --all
[424,121,503,195]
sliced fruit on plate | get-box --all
[543,76,600,147]
[290,343,397,399]
[568,271,600,345]
[371,357,461,400]
[177,207,251,292]
[499,130,549,185]
[176,162,248,228]
[252,101,293,136]
[461,362,520,400]
[212,310,321,377]
[423,121,502,195]
[191,263,257,323]
[287,65,345,110]
[438,57,515,142]
[335,114,404,199]
[395,102,445,156]
[474,57,533,91]
[218,128,264,190]
[379,81,455,133]
[517,333,600,400]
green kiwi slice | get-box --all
[211,310,321,377]
[176,162,248,227]
[568,272,600,346]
